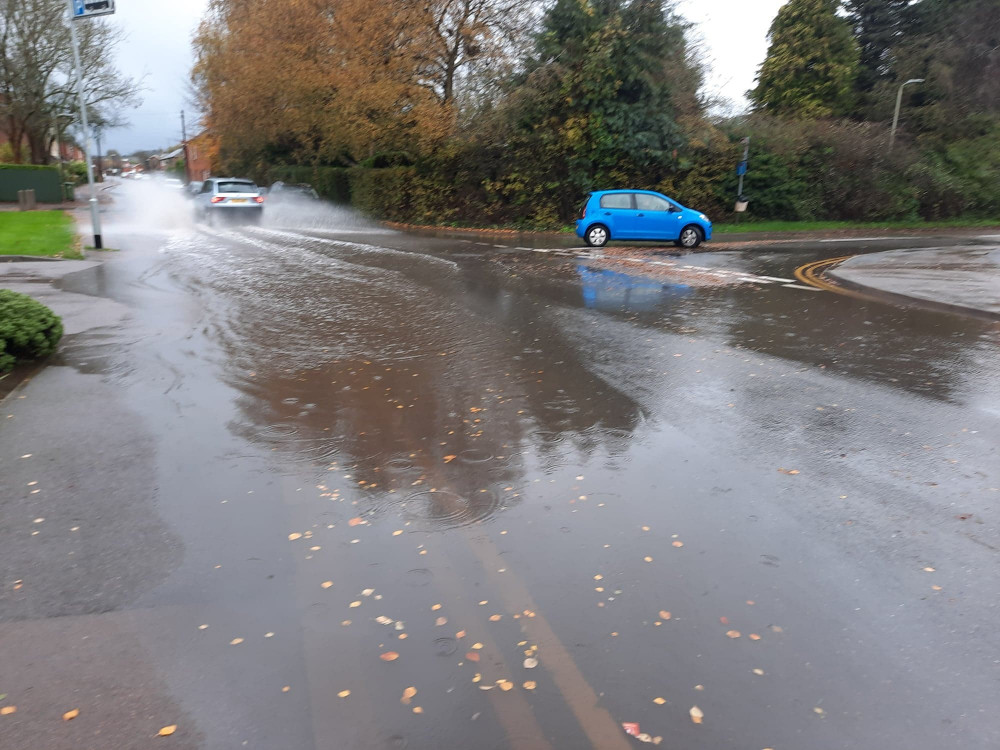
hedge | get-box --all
[0,290,64,372]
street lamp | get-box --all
[889,78,924,152]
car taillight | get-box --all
[580,204,587,219]
[254,196,264,203]
[210,196,225,203]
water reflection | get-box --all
[577,262,693,311]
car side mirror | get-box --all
[669,204,681,213]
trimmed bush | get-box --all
[0,290,63,372]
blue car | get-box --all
[576,190,713,249]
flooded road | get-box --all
[2,184,999,750]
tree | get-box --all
[750,0,860,118]
[888,0,1000,136]
[493,0,704,222]
[0,0,140,164]
[844,0,910,95]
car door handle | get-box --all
[637,213,645,217]
[604,211,611,215]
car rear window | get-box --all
[217,181,257,193]
[600,193,632,209]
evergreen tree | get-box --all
[502,0,704,221]
[844,0,910,94]
[750,0,860,118]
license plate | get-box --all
[230,198,247,204]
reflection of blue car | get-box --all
[577,263,692,312]
[576,190,713,249]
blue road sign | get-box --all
[736,160,748,176]
[73,0,115,19]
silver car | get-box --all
[194,177,264,225]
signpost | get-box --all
[72,0,116,18]
[735,137,750,215]
[67,0,115,249]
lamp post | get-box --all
[66,0,116,249]
[889,78,924,152]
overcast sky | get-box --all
[103,0,786,155]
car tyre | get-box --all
[585,224,609,248]
[676,225,703,249]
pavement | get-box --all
[828,243,1000,319]
[2,185,1000,750]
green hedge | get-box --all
[0,164,62,202]
[0,290,63,372]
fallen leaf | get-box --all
[652,697,666,705]
[749,633,761,640]
[643,556,653,563]
[690,705,704,724]
[472,642,484,649]
[392,530,403,536]
[923,567,936,572]
[455,629,466,638]
[594,574,604,581]
[281,686,290,693]
[401,687,417,705]
[523,681,536,690]
[0,706,15,716]
[431,604,442,611]
[813,707,825,716]
[443,455,457,463]
[622,722,641,736]
[672,540,684,548]
[465,651,480,662]
[659,610,672,620]
[931,585,942,591]
[288,533,302,541]
[752,668,765,675]
[379,651,399,661]
[158,725,177,736]
[321,581,333,589]
[337,690,350,698]
[435,617,448,626]
[375,616,393,625]
[498,680,514,691]
[361,588,374,596]
[778,468,800,475]
[489,614,502,622]
[719,616,729,625]
[523,657,538,669]
[348,517,364,527]
[62,709,79,721]
[412,706,424,714]
[229,638,244,645]
[349,601,361,608]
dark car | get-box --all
[268,181,320,201]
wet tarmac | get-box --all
[2,183,999,750]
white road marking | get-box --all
[755,275,798,283]
[782,283,822,291]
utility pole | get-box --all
[66,0,116,249]
[180,110,189,183]
[889,79,924,152]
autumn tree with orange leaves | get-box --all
[192,0,529,174]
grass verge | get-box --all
[712,218,1000,234]
[0,211,80,258]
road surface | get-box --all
[2,185,999,750]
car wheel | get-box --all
[676,225,703,249]
[585,224,609,248]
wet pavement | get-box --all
[830,244,1000,319]
[2,184,1000,750]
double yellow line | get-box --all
[794,255,869,299]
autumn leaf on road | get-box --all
[379,651,399,661]
[778,468,800,475]
[62,709,79,721]
[443,455,457,463]
[690,706,704,724]
[158,725,177,736]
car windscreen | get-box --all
[216,181,258,193]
